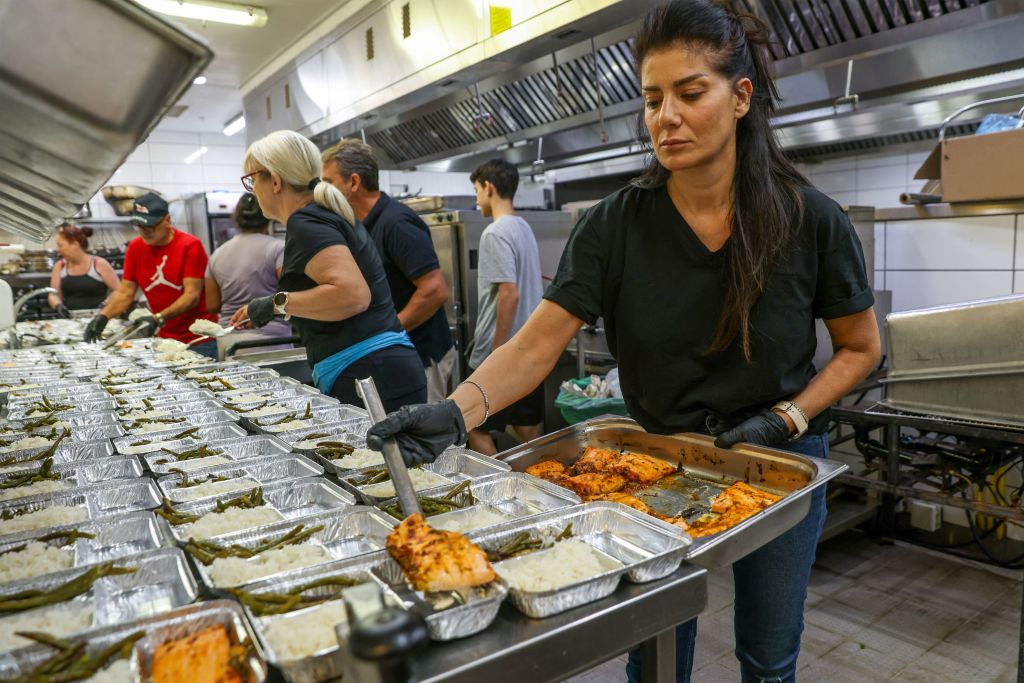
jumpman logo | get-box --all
[145,255,183,292]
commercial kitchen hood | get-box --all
[243,0,1024,172]
[0,0,212,241]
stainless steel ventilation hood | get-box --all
[244,0,1024,172]
[0,0,212,240]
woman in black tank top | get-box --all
[48,224,121,313]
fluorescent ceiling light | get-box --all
[223,114,245,136]
[133,0,268,27]
[184,146,208,164]
[192,75,207,85]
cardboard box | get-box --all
[913,127,1024,202]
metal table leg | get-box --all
[881,423,901,534]
[639,629,675,683]
[1018,582,1023,683]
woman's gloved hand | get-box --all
[246,296,275,328]
[366,401,469,466]
[54,304,71,319]
[714,410,791,449]
[83,314,108,343]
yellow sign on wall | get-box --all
[490,4,513,36]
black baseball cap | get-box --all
[130,192,169,227]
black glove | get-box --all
[247,295,275,328]
[83,314,108,343]
[54,304,71,319]
[134,315,161,337]
[366,400,469,466]
[714,410,791,449]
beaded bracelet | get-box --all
[462,380,490,429]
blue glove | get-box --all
[714,410,791,449]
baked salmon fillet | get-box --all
[525,460,567,480]
[563,472,627,496]
[586,491,652,514]
[386,513,495,592]
[570,447,675,484]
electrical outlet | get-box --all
[909,500,942,532]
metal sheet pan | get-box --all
[498,417,847,567]
[187,507,395,591]
[0,478,162,542]
[144,434,293,475]
[0,511,174,586]
[0,547,197,654]
[112,422,247,455]
[157,455,324,503]
[165,478,356,544]
[0,600,267,682]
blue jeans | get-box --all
[627,433,829,683]
[191,339,219,360]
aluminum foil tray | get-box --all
[372,553,508,641]
[112,422,247,455]
[122,410,240,437]
[468,501,689,618]
[165,479,357,544]
[102,381,200,400]
[286,426,365,457]
[498,417,847,568]
[0,600,267,682]
[0,456,143,500]
[143,434,293,475]
[4,399,118,420]
[178,362,279,380]
[2,410,119,429]
[0,439,116,472]
[0,511,174,586]
[157,455,324,503]
[188,507,395,591]
[219,382,324,406]
[0,478,162,542]
[238,397,351,433]
[274,416,369,447]
[0,546,197,655]
[236,553,392,683]
[116,388,217,407]
[0,379,84,398]
[338,447,511,505]
[117,398,236,422]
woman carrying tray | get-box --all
[367,0,881,680]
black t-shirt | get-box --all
[280,203,403,367]
[363,193,453,365]
[544,184,874,436]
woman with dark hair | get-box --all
[366,0,881,680]
[48,223,120,314]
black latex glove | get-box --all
[247,295,275,328]
[366,400,469,466]
[714,410,791,449]
[134,315,161,337]
[54,304,71,319]
[83,314,108,343]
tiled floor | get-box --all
[568,531,1021,682]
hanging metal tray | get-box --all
[498,417,847,567]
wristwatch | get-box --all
[772,400,809,439]
[154,313,166,327]
[272,291,290,320]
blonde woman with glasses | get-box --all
[231,130,427,411]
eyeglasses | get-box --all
[241,171,264,192]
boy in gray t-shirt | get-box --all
[468,160,544,455]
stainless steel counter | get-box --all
[875,199,1024,221]
[413,563,707,683]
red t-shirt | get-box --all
[122,230,215,343]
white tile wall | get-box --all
[885,271,1014,311]
[885,216,1015,270]
[805,140,936,209]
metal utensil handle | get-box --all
[355,377,423,518]
[100,319,147,349]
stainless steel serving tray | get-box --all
[0,456,143,501]
[467,501,689,618]
[0,478,162,542]
[0,439,116,472]
[112,422,248,455]
[498,417,847,568]
[0,511,174,585]
[0,600,267,682]
[157,455,324,504]
[0,546,197,654]
[188,507,395,591]
[143,434,293,475]
[165,478,356,544]
[338,447,511,505]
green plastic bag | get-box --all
[554,377,629,425]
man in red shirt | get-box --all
[83,193,218,357]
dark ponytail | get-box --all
[632,0,808,360]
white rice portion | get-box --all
[158,455,230,472]
[262,419,318,433]
[228,392,272,405]
[119,408,170,421]
[332,448,384,469]
[0,542,74,583]
[129,421,186,435]
[432,507,512,534]
[189,319,225,337]
[153,338,188,353]
[207,543,329,587]
[0,603,94,653]
[3,436,52,453]
[174,477,262,502]
[361,469,451,498]
[263,600,348,661]
[494,539,622,593]
[244,404,290,418]
[85,658,132,683]
[184,506,283,540]
[2,506,88,536]
[0,479,73,502]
